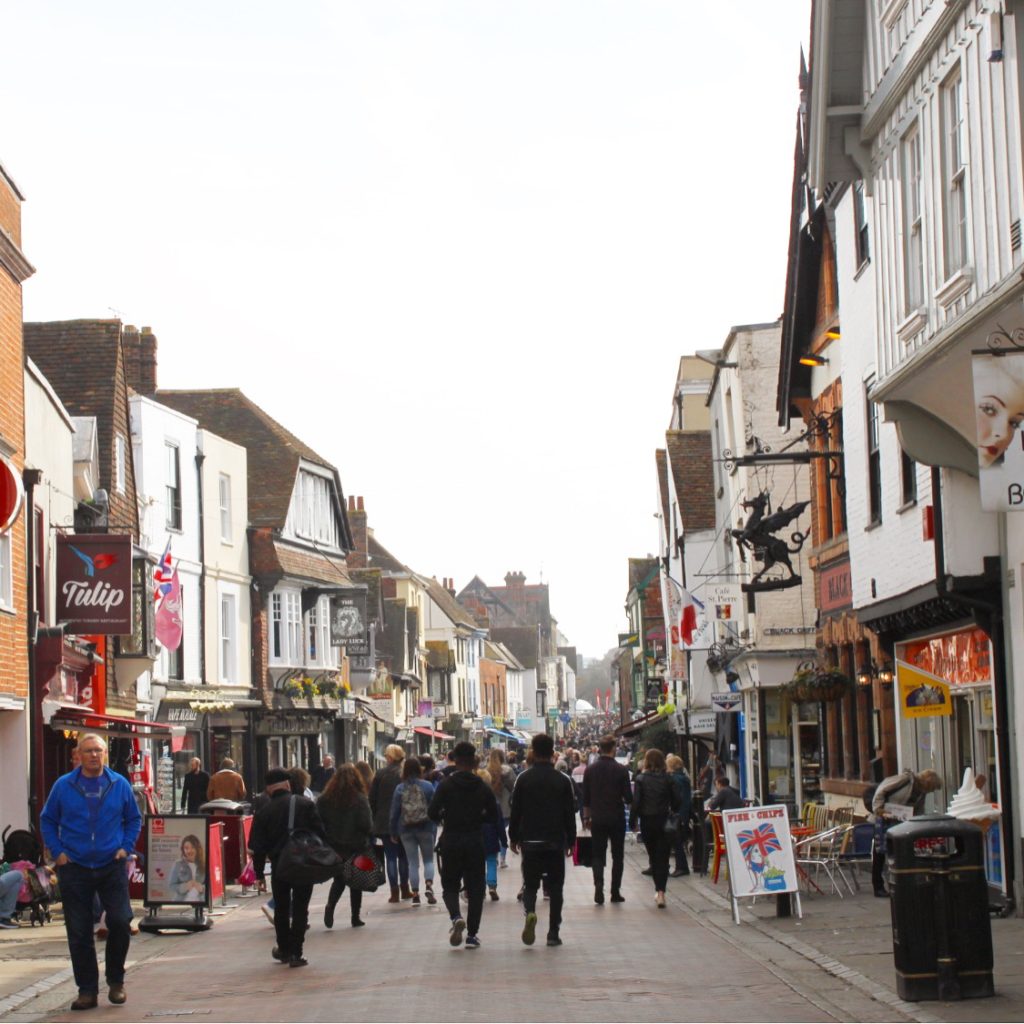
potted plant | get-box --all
[319,677,339,699]
[300,678,318,700]
[281,678,304,699]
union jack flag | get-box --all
[737,824,782,859]
[154,538,174,601]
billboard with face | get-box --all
[973,350,1024,510]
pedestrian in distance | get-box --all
[485,748,515,868]
[288,766,315,799]
[180,757,210,814]
[418,753,443,785]
[369,745,411,902]
[427,741,499,949]
[207,757,246,802]
[40,733,142,1011]
[665,755,693,877]
[390,757,437,906]
[509,732,577,947]
[630,748,680,909]
[318,763,373,929]
[250,767,326,968]
[355,760,375,793]
[476,769,502,901]
[309,754,335,795]
[870,768,942,897]
[581,734,633,905]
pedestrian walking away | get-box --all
[427,741,499,950]
[206,757,246,802]
[180,757,210,814]
[630,748,680,909]
[870,768,942,897]
[476,769,502,901]
[39,733,142,1011]
[581,734,633,905]
[485,748,515,868]
[509,732,576,947]
[666,754,693,878]
[369,745,411,902]
[317,763,374,928]
[250,767,327,967]
[389,757,437,906]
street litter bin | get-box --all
[199,800,253,882]
[886,814,993,1002]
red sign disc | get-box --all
[0,456,24,532]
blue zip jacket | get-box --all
[41,766,142,868]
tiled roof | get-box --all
[628,557,658,594]
[24,320,139,535]
[665,430,716,532]
[155,388,349,539]
[422,576,482,631]
[249,529,351,588]
[368,533,408,573]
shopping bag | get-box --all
[237,857,257,887]
[274,796,342,886]
[341,848,385,892]
[572,836,593,868]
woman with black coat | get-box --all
[629,748,680,908]
[317,764,374,929]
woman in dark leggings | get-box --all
[630,749,681,909]
[317,764,373,928]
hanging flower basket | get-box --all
[782,668,853,703]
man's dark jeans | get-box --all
[438,835,485,936]
[590,821,625,895]
[270,875,313,956]
[58,860,133,996]
[522,847,566,937]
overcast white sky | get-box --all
[5,1,811,660]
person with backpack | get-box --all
[389,758,437,906]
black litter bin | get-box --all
[886,814,993,1002]
[198,799,251,815]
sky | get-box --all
[4,1,811,660]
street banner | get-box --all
[973,349,1024,510]
[896,660,952,719]
[56,534,133,634]
[721,804,798,899]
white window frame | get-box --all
[901,125,925,314]
[220,592,236,683]
[115,435,126,494]
[271,592,283,661]
[218,473,232,544]
[165,441,182,531]
[285,468,340,548]
[941,65,968,279]
[270,587,303,665]
[286,591,302,665]
[0,531,12,611]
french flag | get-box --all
[680,589,704,647]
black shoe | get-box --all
[546,934,562,947]
[874,888,889,898]
[324,902,335,929]
[594,890,605,905]
[610,893,625,903]
[352,917,365,927]
[272,946,290,963]
[288,954,308,968]
[641,867,653,876]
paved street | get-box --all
[0,845,931,1024]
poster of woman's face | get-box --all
[972,351,1024,510]
[146,817,209,906]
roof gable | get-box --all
[665,430,715,533]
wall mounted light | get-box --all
[799,354,829,367]
[857,660,895,687]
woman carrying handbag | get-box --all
[317,764,374,929]
[629,749,681,909]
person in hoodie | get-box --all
[427,741,499,950]
[40,733,142,1012]
[508,732,577,948]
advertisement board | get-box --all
[721,804,798,899]
[56,534,133,634]
[144,815,212,908]
[973,349,1024,510]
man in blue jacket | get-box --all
[41,733,142,1011]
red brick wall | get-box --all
[0,176,27,700]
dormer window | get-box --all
[285,469,339,548]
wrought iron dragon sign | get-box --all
[730,490,810,593]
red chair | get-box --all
[709,812,727,884]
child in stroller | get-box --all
[1,825,57,927]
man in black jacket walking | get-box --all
[428,741,498,949]
[581,734,632,904]
[249,768,326,968]
[509,733,576,947]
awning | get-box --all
[485,727,517,740]
[614,710,661,738]
[49,708,174,737]
[413,726,455,741]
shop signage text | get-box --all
[255,714,323,736]
[819,559,852,613]
[712,692,741,712]
[330,588,369,655]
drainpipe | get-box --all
[23,468,42,828]
[932,466,1016,913]
[195,451,207,686]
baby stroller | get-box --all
[2,824,56,926]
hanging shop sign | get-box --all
[706,583,742,623]
[330,588,369,655]
[973,348,1024,511]
[0,455,24,532]
[688,711,717,734]
[818,558,852,613]
[712,692,742,713]
[898,628,992,687]
[896,661,952,719]
[56,534,133,634]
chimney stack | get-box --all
[346,495,368,569]
[122,324,158,394]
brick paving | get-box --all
[0,843,1020,1022]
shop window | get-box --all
[118,558,156,659]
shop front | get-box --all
[254,708,333,780]
[894,626,1005,891]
